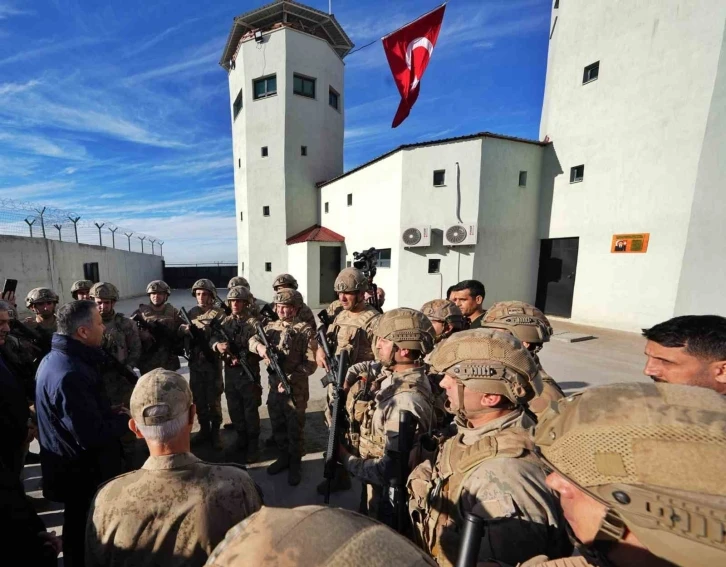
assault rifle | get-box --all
[131,312,182,357]
[259,303,278,324]
[379,409,417,534]
[9,319,52,357]
[179,307,217,363]
[208,318,257,383]
[316,309,339,387]
[322,349,350,505]
[99,347,139,385]
[213,297,232,316]
[455,514,485,567]
[253,321,295,406]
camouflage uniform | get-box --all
[272,273,317,329]
[325,299,344,320]
[407,329,571,567]
[23,287,59,346]
[134,303,183,375]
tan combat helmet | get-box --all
[272,273,298,290]
[429,328,542,419]
[146,280,171,295]
[206,505,437,567]
[333,267,368,293]
[482,301,553,350]
[191,278,216,296]
[421,299,465,338]
[70,280,94,298]
[25,287,59,307]
[89,282,120,301]
[273,288,303,308]
[227,285,253,304]
[375,308,435,366]
[227,276,249,290]
[535,382,726,567]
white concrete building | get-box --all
[221,0,726,331]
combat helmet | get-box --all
[333,267,368,293]
[146,280,171,295]
[273,288,303,308]
[227,276,249,290]
[482,301,553,350]
[25,287,59,308]
[191,278,216,297]
[89,282,120,301]
[227,285,253,303]
[70,280,94,298]
[429,328,542,418]
[375,308,435,366]
[421,299,466,338]
[206,505,437,567]
[534,382,726,567]
[272,273,298,290]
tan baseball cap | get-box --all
[130,369,192,425]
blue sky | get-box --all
[0,0,551,263]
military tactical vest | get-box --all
[528,357,566,417]
[137,303,177,326]
[329,305,379,364]
[102,312,132,364]
[263,319,312,379]
[408,426,536,567]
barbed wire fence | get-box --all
[0,198,163,255]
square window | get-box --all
[583,61,599,84]
[346,260,352,268]
[347,193,352,206]
[433,170,446,186]
[263,206,270,216]
[240,211,243,221]
[519,171,528,187]
[265,262,272,272]
[293,74,316,98]
[232,89,243,119]
[261,146,268,157]
[376,248,391,268]
[301,145,307,156]
[428,259,441,274]
[324,202,329,213]
[329,87,340,110]
[253,74,277,99]
[570,164,585,183]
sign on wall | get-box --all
[611,233,650,253]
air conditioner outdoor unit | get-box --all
[401,225,431,248]
[444,223,478,246]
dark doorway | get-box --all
[319,247,341,304]
[163,264,238,289]
[83,262,100,283]
[535,237,579,318]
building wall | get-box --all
[539,0,726,330]
[0,235,163,310]
[287,241,309,305]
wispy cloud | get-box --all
[0,131,88,160]
[124,51,219,84]
[0,36,101,66]
[0,79,40,95]
[0,3,34,20]
[122,17,200,59]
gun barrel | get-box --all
[455,514,485,567]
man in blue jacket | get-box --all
[36,300,129,567]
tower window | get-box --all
[428,259,441,274]
[325,202,329,213]
[293,74,316,98]
[583,61,599,84]
[232,89,243,119]
[240,212,243,221]
[253,74,277,99]
[376,249,391,268]
[238,158,241,168]
[263,206,270,216]
[329,87,340,110]
[265,262,272,272]
[433,170,446,186]
[519,171,528,187]
[570,165,585,183]
[261,146,268,157]
[301,145,307,156]
[347,193,353,207]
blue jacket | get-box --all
[35,334,128,501]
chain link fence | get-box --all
[0,198,163,255]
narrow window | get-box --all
[519,171,528,187]
[347,193,353,206]
[324,202,329,213]
[583,61,599,84]
[265,262,272,272]
[329,87,340,110]
[253,74,277,99]
[263,206,270,216]
[376,249,392,268]
[428,259,441,274]
[238,158,241,168]
[554,0,560,8]
[433,170,446,186]
[570,165,585,183]
[232,89,243,119]
[293,74,316,98]
[261,146,268,157]
[301,145,307,156]
[240,211,244,221]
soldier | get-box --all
[70,280,94,301]
[227,276,249,289]
[206,506,437,567]
[527,382,726,567]
[24,287,59,340]
[186,279,225,449]
[407,328,572,567]
[338,308,435,519]
[133,280,183,375]
[227,276,261,318]
[249,288,316,485]
[90,282,141,407]
[481,300,565,416]
[272,273,317,329]
[210,285,259,459]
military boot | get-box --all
[316,467,352,495]
[288,456,302,486]
[210,423,223,451]
[246,438,260,463]
[192,421,211,446]
[267,453,290,475]
[264,436,278,448]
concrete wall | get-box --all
[287,241,310,306]
[539,0,726,330]
[0,235,163,312]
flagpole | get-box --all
[381,1,447,40]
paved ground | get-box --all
[25,291,650,562]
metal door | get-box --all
[535,237,579,318]
[319,247,341,304]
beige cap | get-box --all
[130,369,192,426]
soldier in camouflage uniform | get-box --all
[339,308,435,518]
[249,288,317,485]
[210,285,259,459]
[524,382,726,567]
[24,287,59,344]
[132,280,184,375]
[90,282,141,407]
[481,300,565,417]
[407,329,571,567]
[227,276,261,318]
[272,273,317,329]
[70,279,94,300]
[186,279,225,449]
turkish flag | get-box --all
[382,4,446,128]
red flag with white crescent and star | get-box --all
[382,3,446,128]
